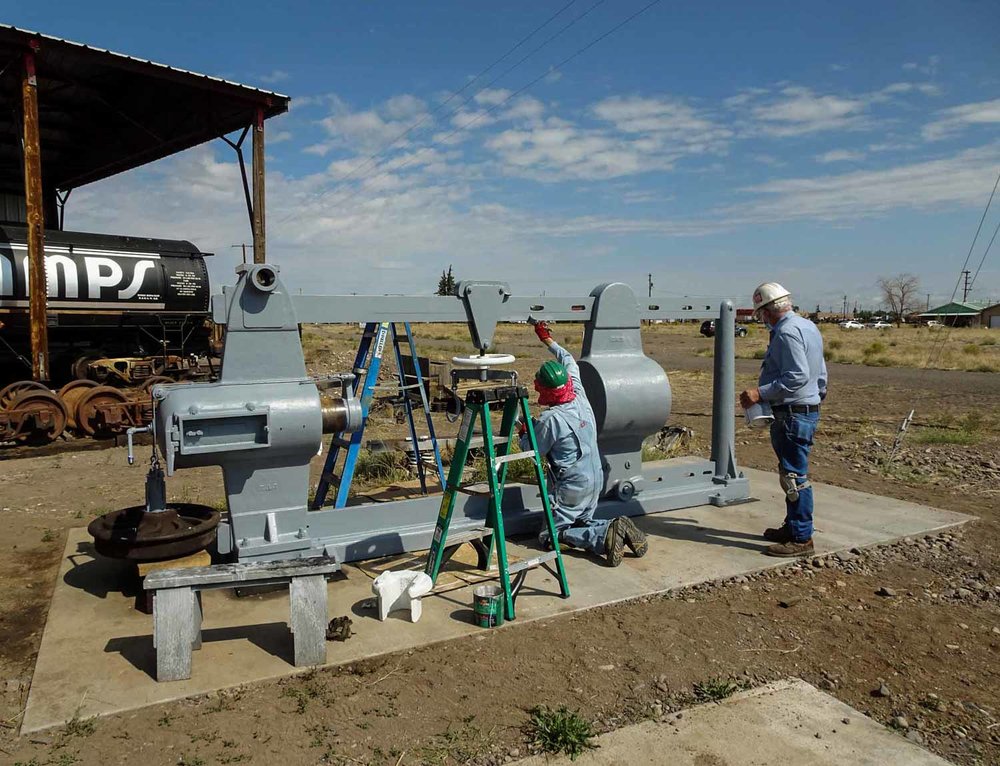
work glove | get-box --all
[516,418,528,437]
[533,321,553,343]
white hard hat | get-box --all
[752,282,791,312]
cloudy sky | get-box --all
[10,1,1000,310]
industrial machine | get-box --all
[89,262,750,566]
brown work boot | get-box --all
[764,539,814,557]
[618,516,648,557]
[604,518,625,567]
[763,524,794,544]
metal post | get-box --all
[251,107,266,264]
[710,300,737,482]
[22,47,49,382]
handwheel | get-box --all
[451,353,516,368]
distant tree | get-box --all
[436,265,457,296]
[877,274,921,326]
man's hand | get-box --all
[739,387,762,409]
[532,320,553,344]
[517,418,528,437]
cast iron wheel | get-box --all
[0,380,49,411]
[139,375,174,392]
[74,385,130,437]
[88,504,220,561]
[8,390,68,444]
[57,379,99,430]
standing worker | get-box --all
[521,320,648,567]
[739,282,828,558]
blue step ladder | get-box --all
[311,322,445,509]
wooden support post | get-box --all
[251,107,266,264]
[22,48,49,381]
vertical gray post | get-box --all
[711,301,738,483]
[154,587,195,681]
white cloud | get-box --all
[314,94,431,154]
[922,99,1000,140]
[728,144,1000,223]
[259,69,290,85]
[747,86,869,136]
[815,149,865,163]
[474,88,512,107]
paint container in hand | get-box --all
[744,401,774,429]
[473,584,505,628]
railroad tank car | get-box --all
[0,224,213,386]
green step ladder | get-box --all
[424,385,570,621]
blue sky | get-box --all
[9,1,1000,310]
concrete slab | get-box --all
[517,678,953,765]
[21,468,972,733]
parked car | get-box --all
[839,320,866,330]
[868,321,892,329]
[926,320,944,328]
[700,320,748,338]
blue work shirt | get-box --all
[758,312,828,406]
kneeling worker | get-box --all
[520,320,647,566]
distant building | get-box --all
[917,301,989,328]
[981,303,1000,329]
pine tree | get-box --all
[436,265,456,296]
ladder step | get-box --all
[456,483,493,497]
[444,527,493,546]
[329,437,351,449]
[321,472,341,486]
[508,549,560,575]
[494,450,535,466]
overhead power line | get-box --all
[300,0,665,217]
[277,0,598,225]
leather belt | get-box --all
[771,403,820,414]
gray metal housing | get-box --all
[152,262,750,563]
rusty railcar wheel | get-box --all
[139,375,174,392]
[74,385,131,437]
[57,379,100,430]
[88,504,220,561]
[8,390,69,444]
[0,380,49,411]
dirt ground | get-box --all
[1,323,998,766]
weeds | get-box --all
[962,343,980,356]
[912,428,980,446]
[41,529,56,542]
[692,676,745,702]
[62,714,96,739]
[527,706,596,761]
[353,449,412,487]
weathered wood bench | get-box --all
[143,557,340,681]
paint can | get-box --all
[744,401,774,429]
[473,584,504,628]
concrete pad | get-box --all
[517,678,953,765]
[21,468,972,733]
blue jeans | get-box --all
[769,411,819,542]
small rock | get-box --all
[874,683,891,698]
[876,586,897,598]
[598,664,615,671]
[905,730,924,744]
[945,644,960,650]
[814,732,822,739]
[992,627,1000,635]
[812,558,825,568]
[959,623,969,630]
[778,597,802,608]
[819,678,836,691]
[841,717,851,725]
[834,580,847,588]
[508,749,520,759]
[30,734,54,745]
[892,716,909,730]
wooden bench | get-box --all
[143,557,340,681]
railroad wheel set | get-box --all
[0,378,174,445]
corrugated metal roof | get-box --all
[918,301,989,316]
[0,25,291,196]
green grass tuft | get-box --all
[912,428,979,446]
[693,676,744,702]
[352,449,412,486]
[527,706,597,761]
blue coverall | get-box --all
[758,312,828,542]
[519,342,607,554]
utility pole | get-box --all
[842,295,848,320]
[926,293,931,310]
[647,273,653,298]
[961,270,971,301]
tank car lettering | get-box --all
[85,257,124,299]
[45,254,79,299]
[118,260,156,300]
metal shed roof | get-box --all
[0,25,290,195]
[917,301,988,317]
